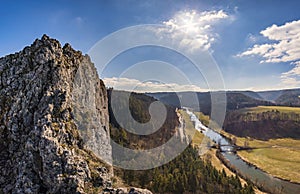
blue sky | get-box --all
[1,0,300,91]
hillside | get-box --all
[223,106,300,140]
[257,88,300,105]
[148,88,300,113]
[108,89,179,150]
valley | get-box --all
[145,89,300,193]
[108,90,256,193]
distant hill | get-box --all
[238,91,264,100]
[257,88,300,105]
[256,90,283,102]
[147,91,273,115]
[272,89,300,106]
[147,88,300,113]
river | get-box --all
[185,109,300,194]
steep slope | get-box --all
[274,89,300,106]
[0,35,112,193]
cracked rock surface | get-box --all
[0,35,113,193]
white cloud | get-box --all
[239,20,300,63]
[158,10,230,52]
[103,77,207,93]
[239,20,300,87]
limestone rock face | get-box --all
[72,55,111,164]
[0,35,112,193]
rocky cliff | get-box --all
[0,35,113,193]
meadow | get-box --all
[220,130,300,183]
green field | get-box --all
[239,146,300,183]
[221,130,300,183]
[238,105,300,114]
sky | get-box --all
[1,0,300,92]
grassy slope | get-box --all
[194,112,210,126]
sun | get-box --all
[177,11,199,34]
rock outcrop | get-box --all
[0,35,112,193]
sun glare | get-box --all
[177,11,199,34]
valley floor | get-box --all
[220,130,300,184]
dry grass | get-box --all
[221,130,300,183]
[239,106,300,114]
[239,147,300,183]
[192,131,205,145]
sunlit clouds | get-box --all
[159,10,230,52]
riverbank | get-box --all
[182,110,267,193]
[220,130,300,184]
[216,150,274,193]
[236,151,300,185]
